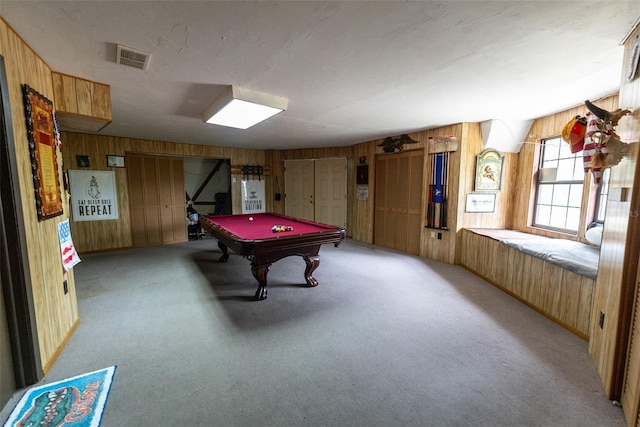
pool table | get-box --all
[199,212,346,300]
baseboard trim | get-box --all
[42,317,81,375]
[460,265,589,341]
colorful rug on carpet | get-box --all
[2,366,116,427]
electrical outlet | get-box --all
[63,280,68,295]
[437,232,442,240]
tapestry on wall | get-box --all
[23,84,64,221]
[68,170,119,221]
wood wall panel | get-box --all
[51,72,112,132]
[454,122,514,263]
[587,29,640,404]
[52,73,77,114]
[0,18,79,374]
[512,95,619,241]
[590,146,638,396]
[618,23,640,424]
[350,142,377,243]
[62,132,266,252]
[459,229,593,339]
[74,78,92,116]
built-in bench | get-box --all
[459,228,599,339]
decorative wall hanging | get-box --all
[241,179,266,214]
[69,170,119,221]
[465,193,496,213]
[356,164,368,185]
[579,100,631,187]
[23,84,63,221]
[474,148,504,192]
[427,135,459,153]
[242,164,263,181]
[76,155,90,167]
[106,155,125,167]
[378,134,418,153]
[57,219,80,271]
[426,152,449,229]
[356,186,369,201]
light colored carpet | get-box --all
[1,238,626,426]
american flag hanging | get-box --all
[58,219,81,271]
[427,152,449,229]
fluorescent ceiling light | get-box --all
[202,86,288,129]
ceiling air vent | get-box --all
[116,44,150,70]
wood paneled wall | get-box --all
[620,24,640,425]
[0,18,79,373]
[263,123,516,264]
[454,123,515,263]
[512,95,619,241]
[459,229,594,338]
[61,132,266,252]
[65,121,517,267]
[588,26,640,402]
[51,72,111,132]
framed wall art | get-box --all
[76,155,90,167]
[474,148,504,192]
[465,193,496,213]
[23,84,63,221]
[69,170,119,221]
[106,155,125,168]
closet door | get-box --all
[314,158,346,228]
[374,150,424,255]
[170,159,187,243]
[143,156,162,246]
[407,152,424,255]
[127,155,147,246]
[284,160,315,221]
[395,154,410,253]
[158,157,187,244]
[374,155,398,249]
[128,154,186,247]
[373,158,387,246]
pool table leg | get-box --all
[217,241,230,262]
[251,262,271,300]
[303,255,320,287]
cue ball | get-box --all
[249,216,253,221]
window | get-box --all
[533,136,584,233]
[594,168,610,223]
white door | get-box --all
[314,158,346,228]
[284,160,315,221]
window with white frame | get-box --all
[533,136,584,233]
[594,167,610,223]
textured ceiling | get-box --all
[1,1,639,150]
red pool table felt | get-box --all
[202,213,335,240]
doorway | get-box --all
[0,55,42,408]
[284,158,346,228]
[0,223,16,409]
